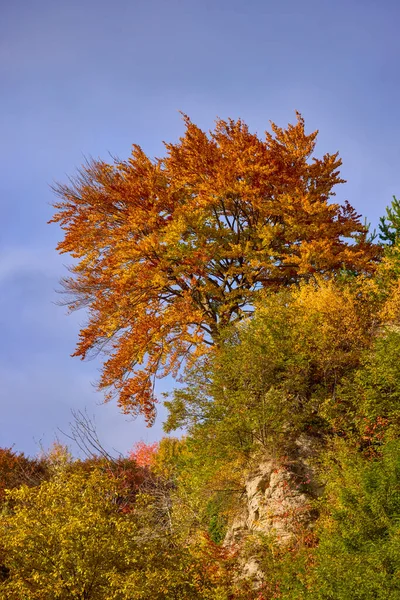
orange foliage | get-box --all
[128,441,159,468]
[51,113,380,422]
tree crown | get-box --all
[51,113,379,422]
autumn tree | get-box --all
[0,467,136,600]
[128,440,159,468]
[0,458,234,600]
[0,448,47,503]
[51,113,379,422]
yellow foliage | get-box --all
[51,114,379,422]
[380,279,400,325]
[0,469,136,599]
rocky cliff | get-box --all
[225,435,323,582]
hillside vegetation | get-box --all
[2,118,400,598]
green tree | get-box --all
[379,195,400,245]
[165,278,373,455]
[308,440,400,600]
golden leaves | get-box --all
[50,113,380,421]
[0,468,137,600]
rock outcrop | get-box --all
[225,435,323,583]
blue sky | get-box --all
[1,0,399,456]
